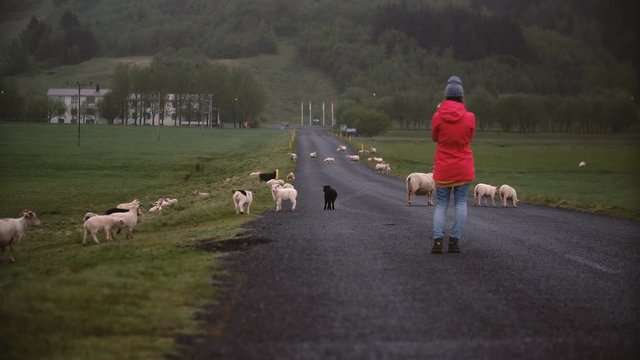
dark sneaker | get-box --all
[431,238,443,254]
[448,237,461,253]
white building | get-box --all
[47,86,110,124]
[47,87,219,126]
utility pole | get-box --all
[76,81,92,147]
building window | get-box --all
[86,97,95,104]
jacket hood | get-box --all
[437,100,467,123]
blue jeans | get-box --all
[432,183,470,240]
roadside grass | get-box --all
[0,124,294,360]
[344,130,640,220]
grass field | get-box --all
[0,124,294,360]
[344,130,640,219]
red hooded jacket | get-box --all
[431,100,476,183]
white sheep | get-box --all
[371,147,377,154]
[372,157,384,163]
[286,172,295,182]
[406,172,435,206]
[474,183,498,207]
[193,189,210,197]
[249,171,262,178]
[265,179,284,188]
[337,145,347,152]
[232,190,254,215]
[149,198,178,212]
[310,151,317,159]
[347,154,360,162]
[108,205,140,239]
[579,161,587,168]
[375,163,391,174]
[288,152,298,162]
[117,199,141,210]
[271,184,298,212]
[83,215,124,244]
[323,157,335,164]
[0,210,41,262]
[499,184,519,208]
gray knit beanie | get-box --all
[444,76,464,97]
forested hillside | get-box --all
[1,0,637,133]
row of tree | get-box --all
[337,86,637,134]
[100,49,265,127]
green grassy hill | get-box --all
[12,41,338,125]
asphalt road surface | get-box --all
[176,127,640,360]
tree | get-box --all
[0,77,25,120]
[341,106,391,137]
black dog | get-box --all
[323,185,337,210]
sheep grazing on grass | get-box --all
[223,176,240,185]
[232,190,254,215]
[347,155,360,162]
[288,152,298,162]
[149,198,178,212]
[258,171,278,182]
[117,199,141,210]
[310,151,317,159]
[406,172,435,206]
[579,161,587,168]
[249,171,262,178]
[323,157,335,164]
[372,157,384,163]
[499,184,519,208]
[474,183,498,207]
[265,178,284,188]
[271,184,298,212]
[0,210,41,263]
[108,205,140,239]
[370,147,377,154]
[375,163,391,174]
[286,172,295,182]
[83,215,124,245]
[193,189,210,197]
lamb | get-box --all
[337,145,347,152]
[286,172,296,182]
[108,205,140,239]
[232,190,254,215]
[0,210,41,262]
[323,157,335,164]
[406,172,435,206]
[370,147,377,154]
[579,161,587,168]
[193,189,210,197]
[499,184,519,208]
[347,155,360,162]
[258,171,278,182]
[309,151,317,159]
[372,157,384,163]
[288,152,298,162]
[149,198,178,212]
[249,171,262,178]
[83,215,124,244]
[375,163,391,174]
[271,184,298,212]
[117,199,141,209]
[474,183,498,207]
[265,178,284,188]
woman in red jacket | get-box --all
[430,76,476,254]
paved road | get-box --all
[177,127,640,360]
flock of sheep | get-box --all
[406,171,519,208]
